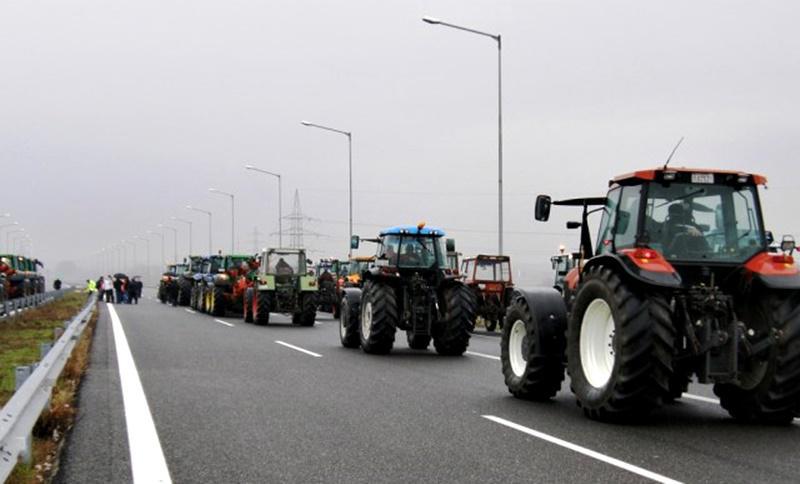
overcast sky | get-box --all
[1,0,798,284]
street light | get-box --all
[208,188,235,253]
[301,120,354,256]
[148,230,165,267]
[0,221,19,251]
[6,228,24,252]
[186,205,213,254]
[171,217,193,255]
[423,15,504,255]
[245,164,283,248]
[158,224,178,263]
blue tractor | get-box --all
[339,224,476,355]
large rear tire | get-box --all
[359,281,397,354]
[567,265,674,421]
[339,296,360,348]
[178,279,191,306]
[714,290,800,424]
[211,286,226,316]
[501,292,566,400]
[243,288,254,323]
[254,291,270,326]
[296,293,317,327]
[190,285,198,310]
[433,284,476,356]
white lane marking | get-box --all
[184,309,196,314]
[683,393,719,404]
[107,303,172,483]
[466,351,501,361]
[483,415,682,484]
[275,340,323,358]
[214,319,235,327]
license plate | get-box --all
[691,173,714,184]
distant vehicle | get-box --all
[201,254,258,317]
[244,248,318,326]
[177,255,205,306]
[316,258,343,313]
[332,255,375,318]
[339,224,476,355]
[158,263,187,304]
[461,254,514,332]
[0,254,45,299]
[502,166,800,424]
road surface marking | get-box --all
[184,309,196,314]
[684,393,719,404]
[107,303,172,483]
[214,319,235,327]
[483,415,682,484]
[466,351,500,361]
[275,340,322,358]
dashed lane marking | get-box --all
[214,319,235,327]
[108,303,172,483]
[465,351,500,361]
[483,415,682,484]
[275,340,323,358]
[184,309,196,314]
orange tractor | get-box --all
[501,166,800,423]
[461,255,514,332]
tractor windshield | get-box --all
[642,182,765,262]
[349,260,371,275]
[175,264,189,275]
[266,252,301,275]
[474,259,511,282]
[379,234,446,269]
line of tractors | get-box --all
[157,165,799,424]
[0,254,46,304]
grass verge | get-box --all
[1,292,98,484]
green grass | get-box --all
[0,291,87,406]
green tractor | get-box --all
[158,263,188,305]
[177,255,205,307]
[202,254,258,317]
[502,167,800,423]
[244,248,318,326]
[339,224,476,355]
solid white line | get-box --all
[107,303,172,483]
[214,318,235,327]
[275,340,323,358]
[465,351,501,361]
[683,393,719,404]
[184,308,196,314]
[483,415,682,484]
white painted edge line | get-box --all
[465,351,501,361]
[275,340,322,358]
[483,415,682,484]
[107,303,172,483]
[214,318,235,327]
[184,308,196,314]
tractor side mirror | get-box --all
[766,231,774,245]
[781,235,796,254]
[350,235,360,250]
[445,238,456,252]
[535,195,552,221]
[566,221,582,230]
[307,259,313,265]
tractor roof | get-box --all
[612,167,767,187]
[379,225,445,237]
[265,248,305,254]
[350,256,376,262]
[464,254,511,262]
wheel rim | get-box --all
[509,319,528,377]
[339,303,348,339]
[361,302,373,339]
[580,298,616,388]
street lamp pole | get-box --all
[209,188,235,253]
[301,120,353,256]
[0,222,19,252]
[159,224,178,263]
[186,205,213,254]
[171,217,193,255]
[133,235,151,284]
[148,230,165,266]
[245,164,283,248]
[422,15,504,255]
[6,228,24,252]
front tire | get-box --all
[254,291,270,326]
[339,296,360,348]
[715,290,800,424]
[178,280,191,306]
[433,284,476,356]
[501,291,567,400]
[295,293,317,327]
[359,281,397,354]
[243,288,254,323]
[567,265,674,421]
[211,286,226,316]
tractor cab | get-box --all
[354,224,449,280]
[260,248,312,285]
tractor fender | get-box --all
[583,253,682,289]
[341,287,362,308]
[509,287,568,357]
[752,273,800,290]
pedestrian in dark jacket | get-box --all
[128,277,143,304]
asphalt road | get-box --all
[56,293,800,483]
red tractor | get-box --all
[461,255,514,332]
[501,167,800,423]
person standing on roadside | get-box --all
[129,277,143,304]
[113,276,123,303]
[103,275,115,303]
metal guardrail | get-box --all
[0,295,96,481]
[0,289,72,320]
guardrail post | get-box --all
[54,327,64,340]
[14,366,31,392]
[16,433,32,465]
[40,342,52,360]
